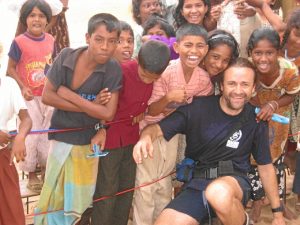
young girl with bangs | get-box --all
[201,29,240,94]
[247,27,300,222]
[173,0,221,31]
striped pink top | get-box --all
[140,59,213,129]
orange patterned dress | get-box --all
[255,57,300,161]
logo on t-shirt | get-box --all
[226,130,242,149]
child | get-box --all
[6,0,55,192]
[173,0,221,31]
[201,29,240,94]
[34,13,122,225]
[142,15,178,60]
[91,40,171,225]
[247,27,300,222]
[131,0,163,57]
[0,44,32,225]
[133,23,213,225]
[281,8,300,213]
[113,21,134,63]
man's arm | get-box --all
[42,78,83,112]
[57,86,119,121]
[11,109,32,164]
[257,164,285,224]
[133,124,163,164]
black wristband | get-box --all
[271,203,283,213]
[95,123,109,131]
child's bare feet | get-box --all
[282,201,297,220]
[250,200,262,223]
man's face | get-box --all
[220,66,256,115]
[86,24,119,64]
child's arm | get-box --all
[57,86,119,121]
[90,128,106,152]
[11,109,32,164]
[7,58,33,101]
[256,94,295,121]
[147,89,187,116]
[42,78,83,112]
[246,0,286,35]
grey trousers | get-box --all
[293,152,300,194]
[91,145,136,225]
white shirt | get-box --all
[0,76,27,132]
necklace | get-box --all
[284,49,300,62]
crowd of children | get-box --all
[1,0,300,225]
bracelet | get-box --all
[271,203,284,213]
[94,123,109,131]
[267,102,276,111]
[271,100,279,110]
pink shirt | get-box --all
[141,59,213,128]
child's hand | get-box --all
[22,87,34,101]
[256,103,275,122]
[234,1,256,19]
[94,88,111,105]
[90,129,106,152]
[168,89,187,103]
[245,0,264,8]
[0,131,11,147]
[132,112,145,125]
[10,134,26,164]
[210,5,222,21]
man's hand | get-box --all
[133,135,153,164]
[0,131,11,147]
[22,86,34,101]
[10,134,26,164]
[90,129,106,151]
[94,88,111,105]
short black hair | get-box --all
[19,0,52,27]
[142,15,175,38]
[176,23,208,42]
[221,57,257,84]
[208,29,240,64]
[132,0,163,25]
[138,40,170,74]
[119,21,134,38]
[88,13,120,36]
[173,0,211,28]
[247,27,281,56]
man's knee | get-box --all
[154,209,199,225]
[205,179,236,209]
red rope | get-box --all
[25,170,176,218]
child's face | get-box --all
[86,24,119,64]
[139,0,162,24]
[138,65,160,84]
[113,30,134,63]
[181,0,208,25]
[250,39,279,75]
[287,28,300,51]
[174,35,208,71]
[26,7,47,36]
[204,44,232,77]
[146,24,168,38]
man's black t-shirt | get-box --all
[159,95,272,173]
